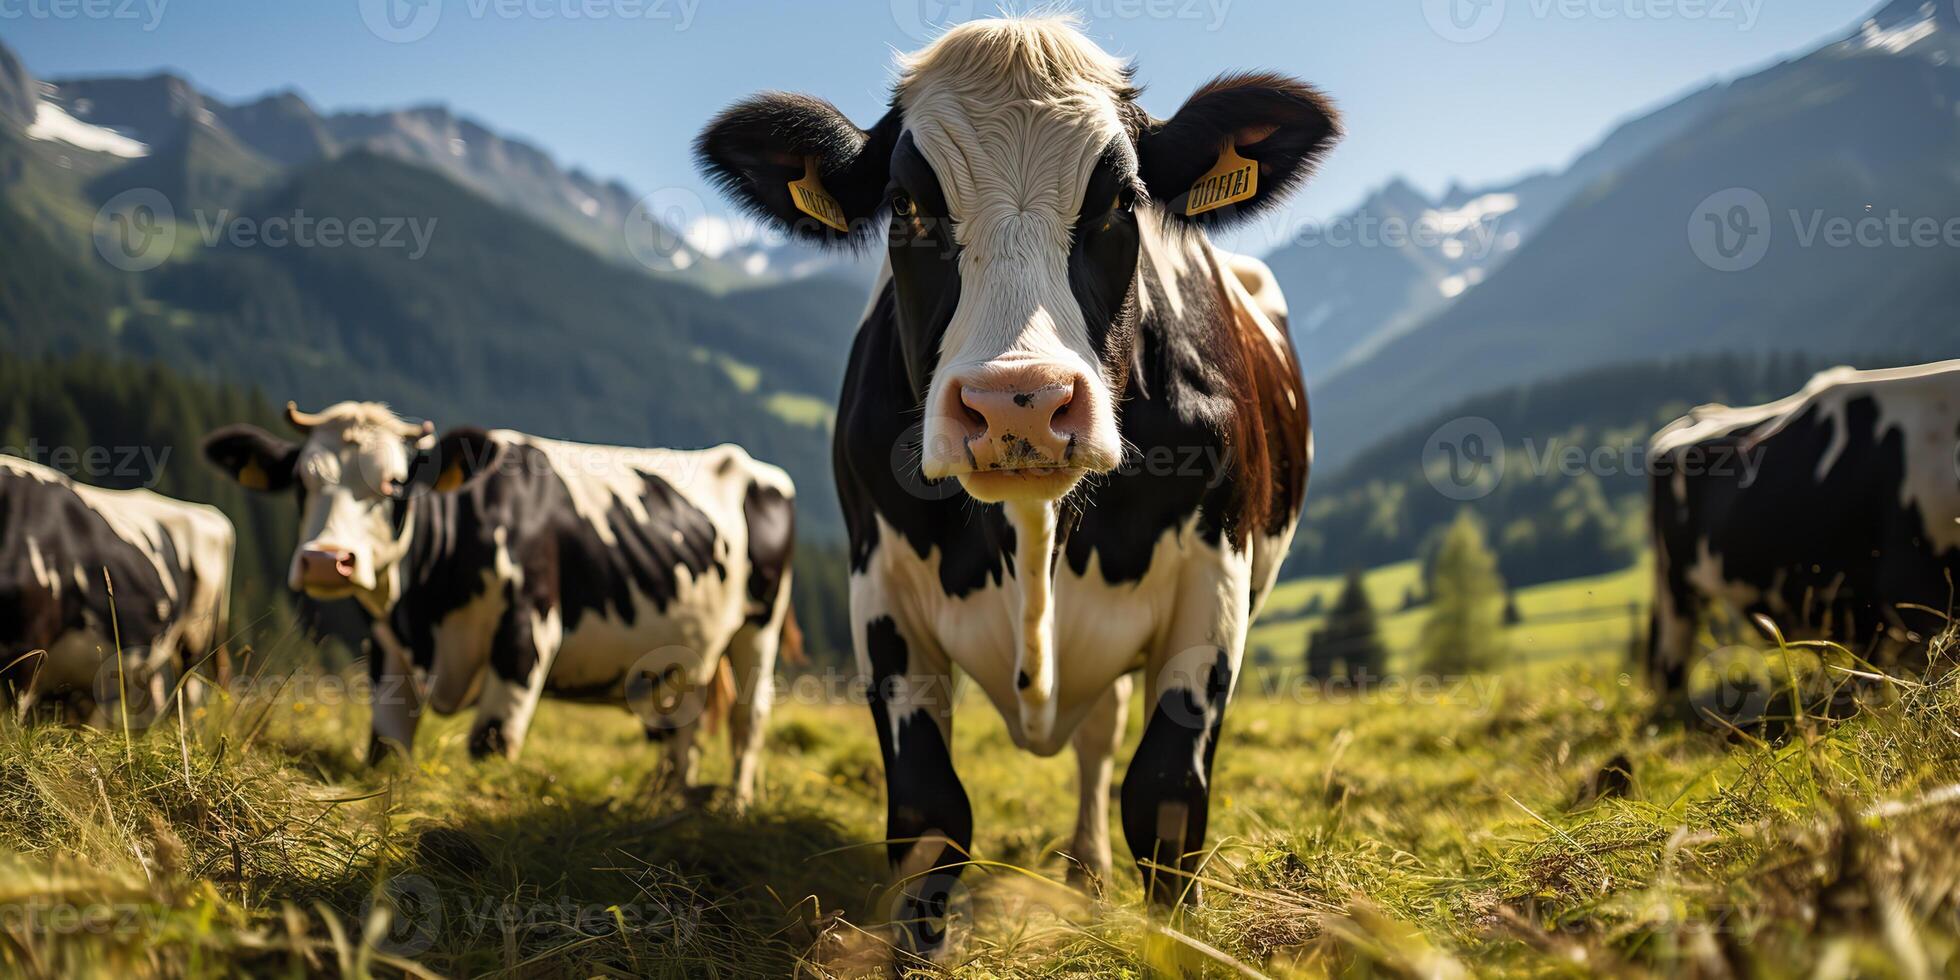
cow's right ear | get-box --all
[695,94,898,248]
[202,425,301,492]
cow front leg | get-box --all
[366,624,422,764]
[859,612,969,963]
[1065,672,1131,894]
[1122,552,1250,908]
[469,604,560,760]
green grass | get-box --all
[1251,560,1649,677]
[4,569,1958,977]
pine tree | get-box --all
[1306,569,1387,685]
[1418,511,1508,674]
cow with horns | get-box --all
[203,402,799,804]
[697,15,1336,954]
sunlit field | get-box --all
[3,563,1957,978]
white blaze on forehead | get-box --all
[896,17,1134,367]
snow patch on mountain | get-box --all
[25,100,148,157]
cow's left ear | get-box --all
[695,94,899,247]
[410,428,504,495]
[202,425,300,492]
[1138,72,1341,230]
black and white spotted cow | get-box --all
[0,455,234,724]
[203,403,798,803]
[1647,360,1960,702]
[698,15,1334,952]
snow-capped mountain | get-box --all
[1266,81,1726,383]
[32,68,726,278]
[1307,0,1960,469]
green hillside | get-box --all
[1291,352,1861,588]
[1313,32,1960,465]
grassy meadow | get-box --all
[3,563,1959,978]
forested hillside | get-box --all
[0,351,297,638]
[1289,352,1874,588]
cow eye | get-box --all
[890,192,916,218]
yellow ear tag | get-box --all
[238,458,269,491]
[1184,143,1258,217]
[433,462,465,494]
[788,157,849,233]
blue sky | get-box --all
[1,0,1878,250]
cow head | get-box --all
[203,402,503,607]
[697,16,1337,506]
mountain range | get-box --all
[1292,0,1960,466]
[2,0,1958,542]
[0,34,862,539]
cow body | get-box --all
[205,405,796,803]
[698,15,1336,955]
[1647,360,1960,700]
[0,456,234,723]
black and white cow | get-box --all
[697,15,1334,951]
[1647,360,1960,702]
[0,455,234,723]
[203,403,798,803]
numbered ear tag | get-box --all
[788,157,849,233]
[1184,143,1258,217]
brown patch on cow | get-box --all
[1206,251,1311,547]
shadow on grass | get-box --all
[304,795,890,977]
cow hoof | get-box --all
[367,735,411,766]
[1064,861,1110,899]
[467,722,507,760]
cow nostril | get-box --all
[955,386,990,436]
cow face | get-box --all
[697,16,1338,506]
[203,402,502,605]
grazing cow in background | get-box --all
[0,456,234,724]
[203,403,798,804]
[1647,360,1960,703]
[698,15,1335,954]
